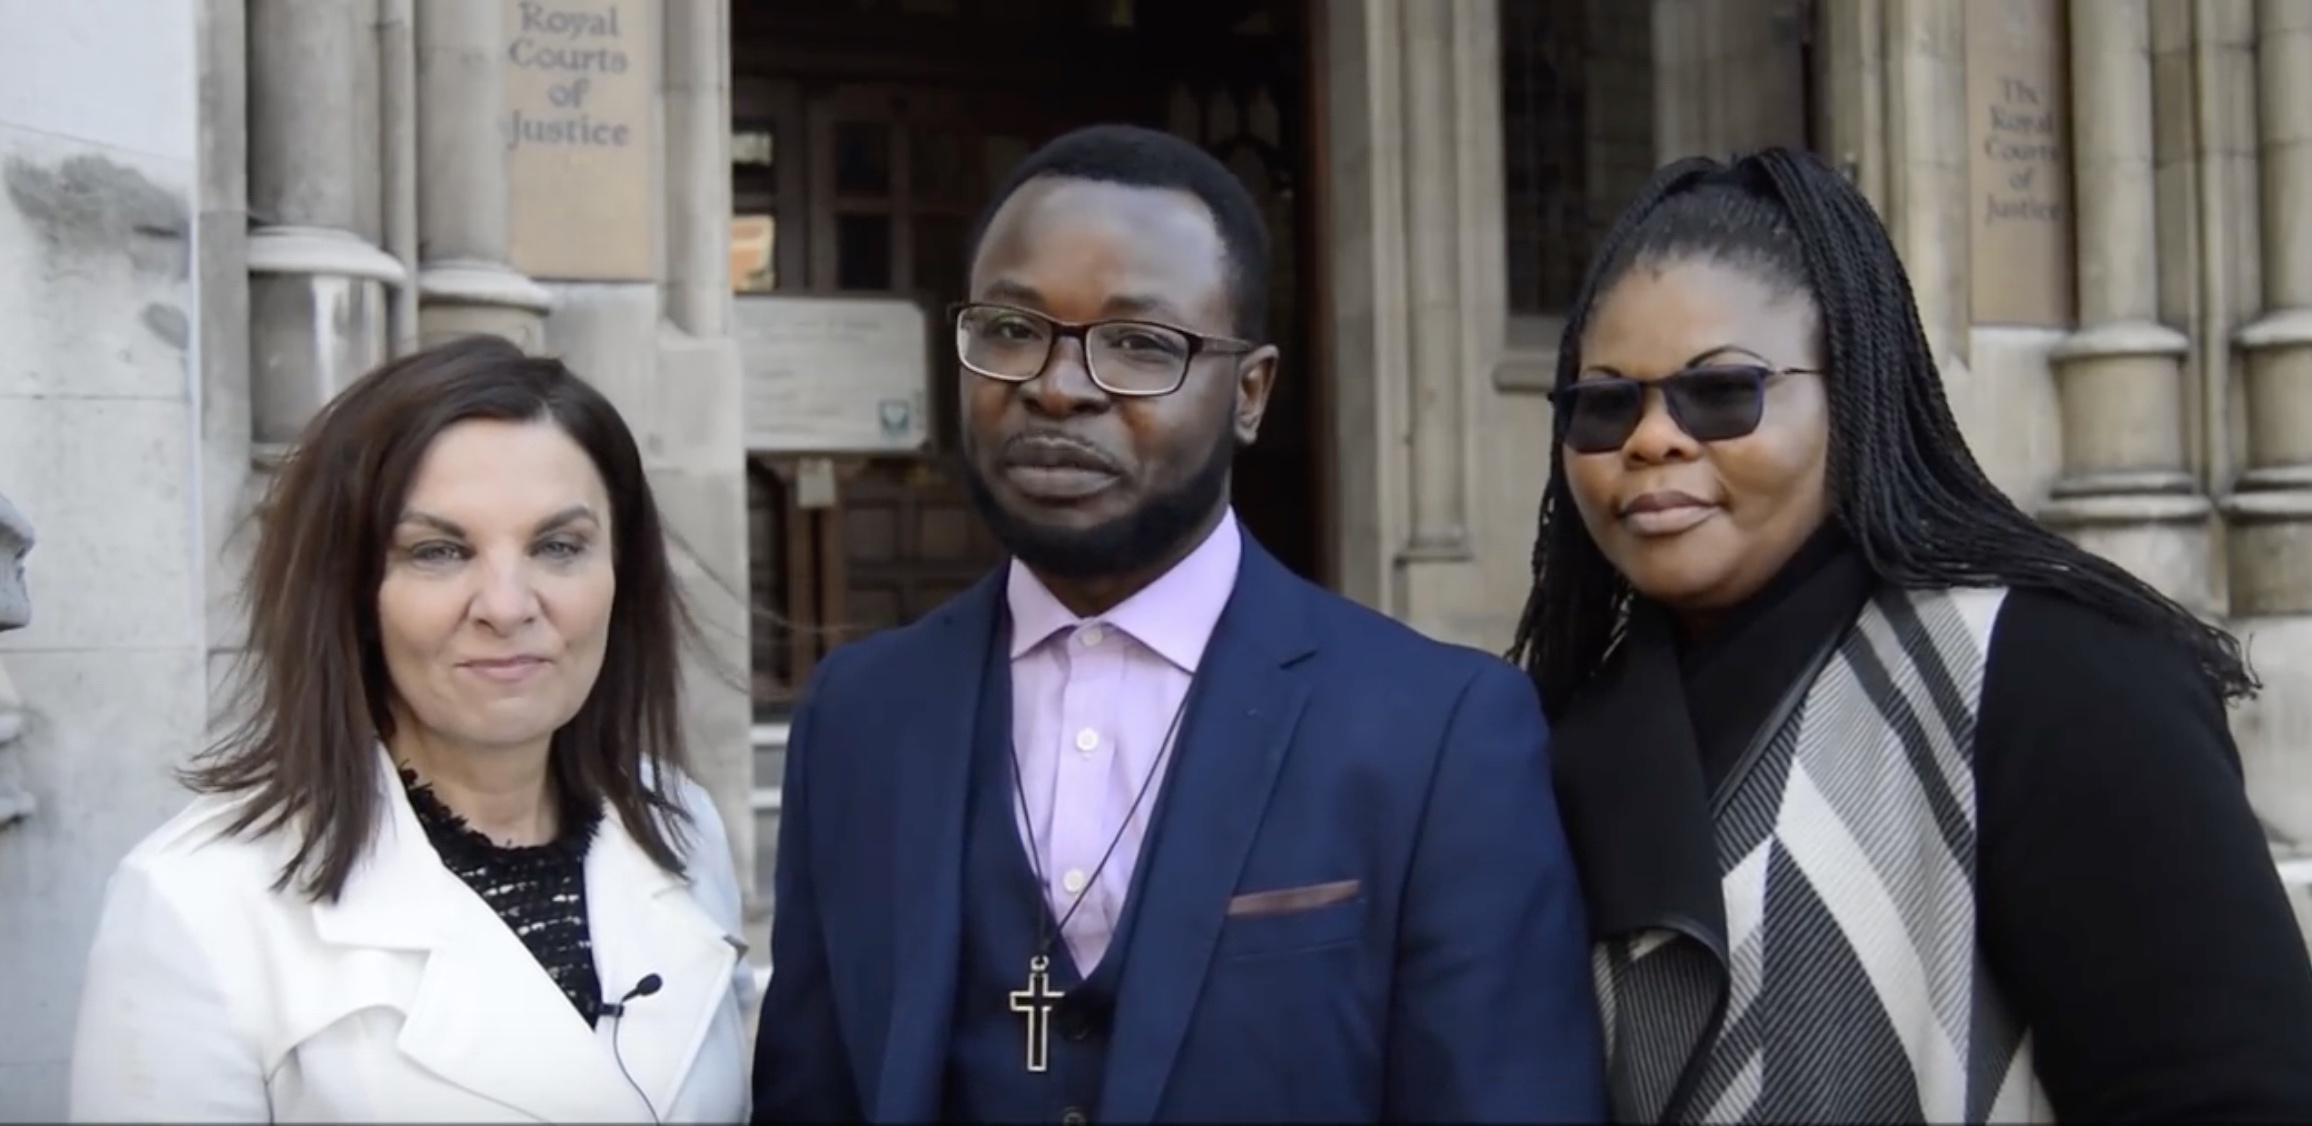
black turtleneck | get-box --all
[1554,526,2312,1121]
[1668,523,1874,796]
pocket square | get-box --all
[1225,878,1362,917]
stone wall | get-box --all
[1324,0,1658,652]
[0,0,206,1116]
[0,0,752,1115]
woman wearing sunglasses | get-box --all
[1511,148,2312,1123]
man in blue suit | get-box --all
[751,123,1604,1124]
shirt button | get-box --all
[1062,868,1088,895]
[1078,625,1105,647]
[1075,728,1099,752]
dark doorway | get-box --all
[733,0,1332,713]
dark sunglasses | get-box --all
[1551,364,1820,454]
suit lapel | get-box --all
[1099,544,1315,1124]
[873,569,1005,1121]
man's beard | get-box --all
[963,428,1234,581]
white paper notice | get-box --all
[736,295,935,455]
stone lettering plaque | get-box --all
[1966,0,2075,326]
[737,296,935,455]
[504,0,658,281]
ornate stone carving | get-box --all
[0,490,34,828]
[0,491,26,632]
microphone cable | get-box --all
[602,972,664,1125]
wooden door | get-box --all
[1147,5,1326,586]
[746,81,1086,705]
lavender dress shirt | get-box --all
[1003,509,1241,973]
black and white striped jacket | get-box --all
[1560,584,2053,1123]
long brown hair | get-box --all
[188,335,700,902]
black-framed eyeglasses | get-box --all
[950,301,1259,398]
[1550,363,1821,454]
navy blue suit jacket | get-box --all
[750,539,1606,1123]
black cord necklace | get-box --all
[1002,678,1192,1073]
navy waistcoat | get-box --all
[941,621,1161,1125]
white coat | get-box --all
[67,750,756,1123]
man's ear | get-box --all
[1233,345,1280,445]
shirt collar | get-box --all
[1005,509,1243,673]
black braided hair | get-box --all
[1505,148,2257,718]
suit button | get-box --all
[1060,1008,1094,1041]
[1060,1109,1089,1126]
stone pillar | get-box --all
[2229,0,2312,615]
[1817,0,1889,206]
[1399,0,1470,560]
[1320,0,1523,646]
[656,0,756,921]
[1884,0,1971,368]
[201,0,257,695]
[414,0,550,348]
[664,0,733,340]
[246,0,405,450]
[2038,0,2209,609]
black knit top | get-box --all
[401,769,607,1026]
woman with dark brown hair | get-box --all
[67,336,753,1123]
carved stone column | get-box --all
[414,0,550,348]
[1884,0,1971,369]
[0,491,33,828]
[656,0,755,924]
[1399,0,1470,560]
[2039,0,2210,609]
[0,492,28,636]
[0,659,29,829]
[246,0,405,451]
[1321,0,1511,641]
[2228,0,2312,616]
